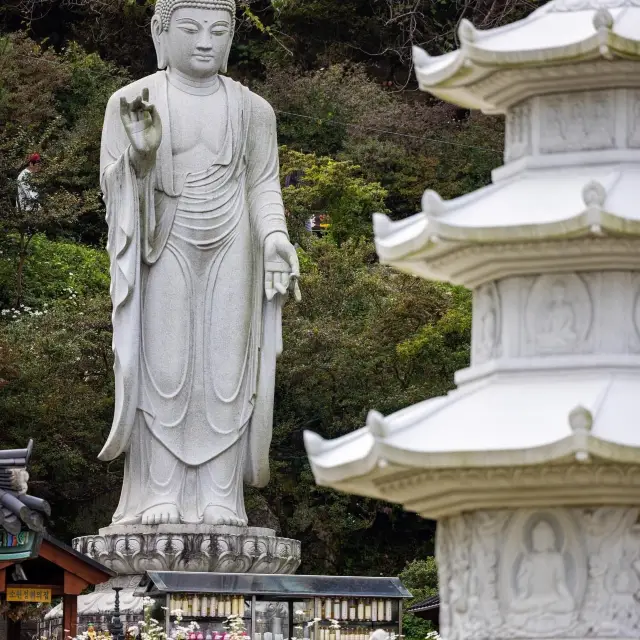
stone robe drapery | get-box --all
[99,71,288,523]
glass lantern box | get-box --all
[137,573,411,640]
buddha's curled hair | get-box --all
[155,0,237,31]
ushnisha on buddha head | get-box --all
[152,0,237,78]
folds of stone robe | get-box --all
[99,71,288,524]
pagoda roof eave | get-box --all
[413,4,640,112]
[304,368,640,501]
[374,168,640,273]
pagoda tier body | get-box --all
[305,1,640,638]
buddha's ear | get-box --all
[221,34,233,74]
[152,14,167,70]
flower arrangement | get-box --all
[223,614,248,640]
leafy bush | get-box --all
[0,234,109,310]
[0,294,119,539]
[399,558,439,640]
[281,146,388,244]
[260,61,503,219]
[267,238,469,573]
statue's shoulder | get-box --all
[246,87,277,128]
[222,77,276,118]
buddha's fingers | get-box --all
[120,97,132,124]
[274,272,288,296]
[293,280,302,303]
[265,271,276,301]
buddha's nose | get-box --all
[196,32,214,51]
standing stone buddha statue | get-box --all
[99,0,300,527]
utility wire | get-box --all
[11,51,503,156]
[274,109,502,154]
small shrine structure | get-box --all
[0,442,113,640]
[306,1,640,638]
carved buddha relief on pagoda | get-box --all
[525,274,592,355]
[473,282,501,362]
[469,271,640,362]
[437,507,640,639]
[503,89,630,161]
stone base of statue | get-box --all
[44,526,301,622]
[75,524,301,574]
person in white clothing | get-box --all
[16,153,41,212]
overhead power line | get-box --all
[273,109,502,154]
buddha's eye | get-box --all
[211,29,229,36]
[178,25,199,34]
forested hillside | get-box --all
[0,0,520,581]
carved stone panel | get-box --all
[632,275,640,346]
[505,102,531,162]
[473,282,501,364]
[627,89,640,148]
[524,274,593,355]
[499,511,587,635]
[470,272,640,361]
[437,508,640,639]
[539,91,616,154]
[498,88,640,162]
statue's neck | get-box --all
[167,68,222,96]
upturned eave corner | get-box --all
[303,372,640,504]
[412,3,640,113]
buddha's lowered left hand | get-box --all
[264,231,302,302]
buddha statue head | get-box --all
[152,0,237,77]
[531,520,557,553]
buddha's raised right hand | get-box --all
[120,88,162,177]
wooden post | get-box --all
[63,594,78,640]
[6,617,21,640]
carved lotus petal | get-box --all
[108,557,135,574]
[174,554,210,572]
[114,535,142,555]
[74,530,300,576]
[132,552,168,573]
[215,553,252,573]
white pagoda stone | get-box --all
[305,1,640,638]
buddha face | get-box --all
[531,520,556,553]
[157,7,233,79]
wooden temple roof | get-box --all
[0,441,50,535]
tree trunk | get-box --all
[15,232,32,308]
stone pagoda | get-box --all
[305,1,640,638]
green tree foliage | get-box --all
[0,33,129,235]
[0,0,513,579]
[264,238,469,573]
[0,234,109,309]
[399,558,439,640]
[0,33,128,310]
[281,147,388,244]
[0,236,117,538]
[259,62,503,218]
